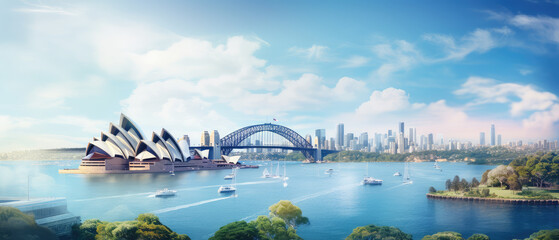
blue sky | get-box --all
[1,0,559,151]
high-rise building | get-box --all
[491,124,495,146]
[210,130,220,146]
[388,130,393,137]
[315,129,326,148]
[330,138,336,150]
[428,133,434,150]
[480,132,486,146]
[413,128,417,147]
[337,123,344,148]
[345,133,354,147]
[313,136,320,148]
[408,128,414,144]
[497,134,502,146]
[359,132,369,148]
[398,133,405,154]
[399,122,405,135]
[306,134,312,146]
[201,131,210,146]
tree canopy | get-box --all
[0,206,57,240]
[422,231,463,240]
[209,221,259,240]
[345,224,412,240]
[268,200,309,228]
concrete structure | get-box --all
[201,131,210,146]
[0,198,80,238]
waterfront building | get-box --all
[0,198,80,238]
[337,123,344,148]
[491,124,496,146]
[201,131,210,146]
[480,132,486,146]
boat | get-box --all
[403,162,413,184]
[224,168,236,180]
[282,161,288,187]
[273,162,281,178]
[325,168,334,174]
[219,168,237,193]
[262,168,271,178]
[362,177,383,185]
[154,188,176,197]
[393,171,402,176]
[362,162,382,185]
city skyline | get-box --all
[1,1,559,151]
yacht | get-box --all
[362,177,383,185]
[224,168,235,180]
[155,188,176,197]
[393,171,402,176]
[325,168,334,174]
[219,168,237,193]
[403,162,413,184]
[262,168,271,178]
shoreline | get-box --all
[426,193,559,205]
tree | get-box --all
[0,206,57,240]
[72,219,102,240]
[507,174,522,191]
[451,176,461,192]
[210,221,259,240]
[467,233,490,240]
[480,170,491,185]
[471,178,480,188]
[250,216,301,240]
[487,165,515,188]
[526,229,559,240]
[460,178,470,191]
[345,224,412,240]
[429,186,437,193]
[268,200,309,228]
[422,231,463,240]
[445,179,452,190]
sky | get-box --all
[1,0,559,151]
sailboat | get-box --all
[273,162,281,178]
[283,161,288,187]
[362,161,382,185]
[219,168,237,193]
[224,168,235,180]
[403,162,413,184]
[262,167,271,178]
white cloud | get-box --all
[423,28,506,61]
[454,76,558,116]
[13,1,77,15]
[523,104,559,130]
[371,40,421,79]
[355,88,414,116]
[509,14,559,44]
[340,55,369,68]
[0,116,36,134]
[49,116,107,134]
[519,69,533,75]
[289,45,328,60]
[27,76,106,109]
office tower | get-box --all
[306,134,312,145]
[428,133,434,150]
[374,133,382,152]
[315,129,326,148]
[345,133,354,147]
[491,124,495,146]
[399,122,404,135]
[210,130,220,146]
[398,133,405,153]
[337,123,344,148]
[408,128,414,144]
[413,128,417,146]
[359,132,369,147]
[498,134,502,146]
[388,130,392,137]
[201,131,210,146]
[324,139,330,150]
[480,132,486,146]
[330,138,336,150]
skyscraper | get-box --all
[408,128,414,144]
[399,122,404,135]
[315,129,326,148]
[306,134,312,145]
[490,124,495,146]
[337,123,344,148]
[345,133,354,147]
[359,132,368,148]
[428,133,434,150]
[498,134,502,146]
[480,132,486,146]
[201,131,210,146]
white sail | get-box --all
[262,168,270,178]
[403,162,413,184]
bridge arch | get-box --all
[220,123,313,159]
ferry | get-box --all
[155,188,176,197]
[362,177,383,185]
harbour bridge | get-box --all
[192,123,338,162]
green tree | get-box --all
[0,206,56,240]
[72,219,102,240]
[526,229,559,240]
[507,174,522,191]
[445,179,452,190]
[480,170,491,185]
[471,178,480,188]
[451,176,461,192]
[460,178,470,191]
[345,224,412,240]
[268,200,309,228]
[422,231,463,240]
[250,216,301,240]
[429,186,437,193]
[210,221,259,240]
[467,233,490,240]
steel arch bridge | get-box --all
[220,123,316,160]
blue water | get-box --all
[1,160,558,239]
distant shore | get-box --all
[426,193,559,205]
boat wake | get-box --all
[151,196,235,214]
[291,183,361,203]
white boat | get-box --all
[362,162,383,185]
[219,168,237,193]
[393,171,402,176]
[282,161,288,187]
[224,168,236,180]
[362,177,383,185]
[262,168,271,178]
[325,168,334,174]
[403,162,413,184]
[155,188,176,197]
[273,162,281,178]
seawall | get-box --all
[426,193,559,205]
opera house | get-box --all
[59,114,248,174]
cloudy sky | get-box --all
[1,0,558,151]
